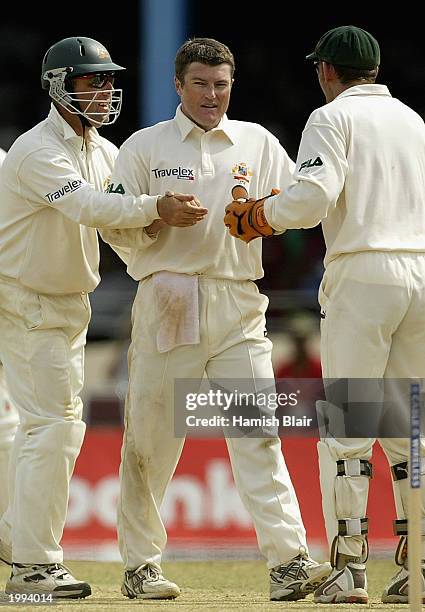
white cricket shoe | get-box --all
[6,563,91,599]
[0,537,12,565]
[381,563,425,604]
[314,562,368,604]
[121,562,180,599]
[270,554,332,601]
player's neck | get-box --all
[54,103,89,138]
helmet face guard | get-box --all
[41,37,125,127]
[43,66,123,126]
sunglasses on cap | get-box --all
[77,72,116,88]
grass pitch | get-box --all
[0,559,414,610]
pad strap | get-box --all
[338,517,369,537]
[395,535,408,567]
[391,461,408,481]
[330,535,369,568]
[393,518,425,536]
[394,519,408,536]
[337,459,373,478]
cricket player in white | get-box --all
[0,148,19,548]
[0,37,200,599]
[101,37,331,602]
[0,380,18,522]
[226,25,425,605]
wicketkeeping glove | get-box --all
[223,185,280,243]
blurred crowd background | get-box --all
[1,4,424,423]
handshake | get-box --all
[223,185,279,244]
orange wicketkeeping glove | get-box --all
[223,185,280,243]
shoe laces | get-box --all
[273,555,308,581]
[132,563,161,582]
[13,563,72,580]
[44,563,72,579]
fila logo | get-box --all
[299,156,323,171]
[106,182,125,194]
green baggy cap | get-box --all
[306,25,380,70]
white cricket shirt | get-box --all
[0,105,159,294]
[101,105,295,281]
[264,84,425,266]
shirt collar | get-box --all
[47,103,102,148]
[335,84,392,101]
[174,104,236,144]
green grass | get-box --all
[0,559,416,610]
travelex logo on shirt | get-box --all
[151,166,195,180]
[45,179,83,203]
[299,156,323,171]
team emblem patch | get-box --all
[97,47,110,59]
[232,162,253,184]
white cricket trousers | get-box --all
[0,277,90,563]
[0,380,19,518]
[118,277,307,570]
[318,252,425,558]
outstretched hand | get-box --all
[157,192,208,227]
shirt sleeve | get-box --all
[257,133,296,235]
[264,116,347,231]
[259,133,296,195]
[98,226,161,266]
[109,142,151,197]
[99,227,159,249]
[18,148,160,229]
[101,141,161,251]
